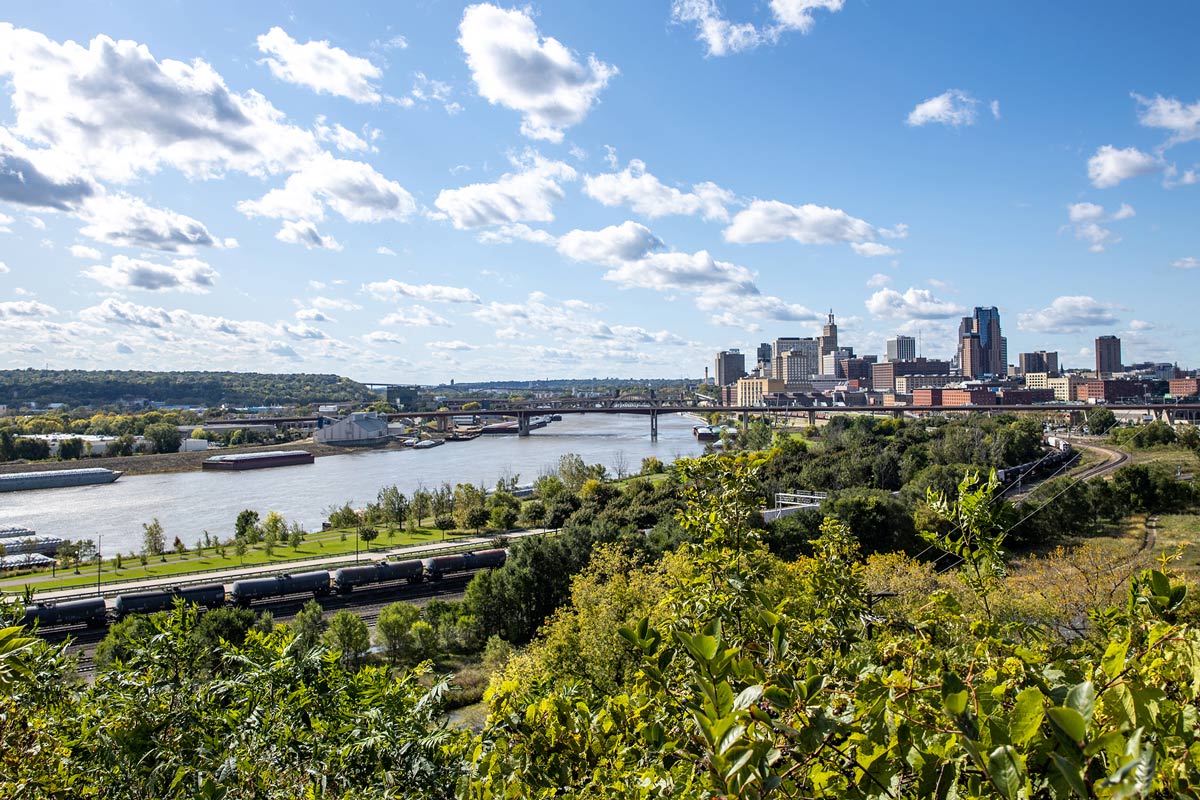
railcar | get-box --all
[230,570,331,606]
[112,583,226,619]
[331,559,424,594]
[23,597,107,628]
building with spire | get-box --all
[957,306,1007,379]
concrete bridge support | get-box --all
[517,411,531,437]
[649,410,659,441]
[807,409,817,426]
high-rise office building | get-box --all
[714,349,747,386]
[886,335,916,362]
[1095,335,1122,376]
[958,307,1007,378]
[1018,351,1059,377]
[755,342,772,370]
[772,337,819,382]
[819,311,838,356]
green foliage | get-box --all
[375,601,421,664]
[141,517,165,557]
[289,599,327,652]
[142,421,182,454]
[325,609,370,667]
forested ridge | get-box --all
[3,415,1200,798]
[0,369,376,407]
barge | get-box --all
[0,467,123,493]
[202,450,315,471]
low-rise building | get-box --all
[998,388,1055,404]
[315,412,390,446]
[1024,372,1051,390]
[941,388,997,407]
[1085,380,1144,403]
[736,377,786,407]
[1169,378,1200,398]
[894,374,954,394]
[1048,376,1088,402]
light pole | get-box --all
[96,535,102,596]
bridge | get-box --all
[207,402,1200,441]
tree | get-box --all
[261,511,286,543]
[287,522,304,549]
[143,422,182,454]
[235,510,260,541]
[359,526,378,550]
[641,455,665,475]
[434,514,455,540]
[557,453,591,493]
[324,609,370,667]
[375,601,420,664]
[1088,406,1117,436]
[327,502,360,530]
[612,450,629,480]
[409,620,438,661]
[377,485,408,528]
[410,487,431,529]
[110,433,135,457]
[289,599,327,651]
[488,492,520,530]
[141,518,165,558]
[454,483,489,532]
[57,437,84,460]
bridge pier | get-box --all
[517,411,531,437]
[649,410,658,441]
[807,409,816,426]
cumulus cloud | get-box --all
[723,199,878,247]
[0,212,11,233]
[376,246,396,256]
[603,250,757,294]
[82,255,218,293]
[69,245,101,259]
[380,306,451,327]
[395,72,461,114]
[1018,295,1121,333]
[0,261,8,273]
[476,222,558,246]
[0,25,318,183]
[313,116,376,153]
[256,27,382,103]
[295,308,335,322]
[1134,93,1200,147]
[556,221,664,265]
[237,152,416,224]
[0,300,56,317]
[434,153,576,228]
[365,280,481,304]
[1087,145,1160,188]
[851,242,899,257]
[275,220,342,251]
[429,340,477,351]
[80,298,173,328]
[309,296,361,312]
[1063,201,1135,252]
[363,331,405,345]
[906,90,980,127]
[458,4,616,141]
[583,159,732,221]
[0,133,97,209]
[671,0,845,57]
[78,193,232,252]
[865,287,966,320]
[1173,256,1199,270]
[866,272,891,288]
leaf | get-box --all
[733,685,763,712]
[1101,638,1130,679]
[1010,686,1045,746]
[1046,707,1087,748]
[1067,682,1096,723]
[1051,752,1090,799]
[942,671,969,717]
[987,745,1024,800]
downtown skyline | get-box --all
[0,1,1197,382]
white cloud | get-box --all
[458,4,617,141]
[78,193,231,252]
[380,306,451,327]
[313,116,375,153]
[1162,165,1199,189]
[256,27,382,103]
[376,246,396,256]
[990,99,1001,120]
[1018,295,1121,333]
[851,242,899,257]
[365,280,481,304]
[866,272,891,288]
[396,72,461,114]
[556,221,663,266]
[69,245,101,259]
[1063,201,1135,252]
[429,340,477,351]
[82,255,218,293]
[671,0,845,57]
[309,296,361,312]
[282,323,329,341]
[603,250,757,294]
[583,159,732,221]
[363,331,405,345]
[0,300,56,317]
[275,220,342,251]
[0,25,318,183]
[1134,93,1200,147]
[1173,256,1200,270]
[865,287,966,320]
[0,212,12,233]
[0,261,8,273]
[1087,145,1160,188]
[25,215,45,230]
[906,89,979,127]
[476,222,558,246]
[237,152,416,224]
[295,308,335,323]
[723,199,878,246]
[1128,319,1154,331]
[434,153,576,229]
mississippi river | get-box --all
[0,413,706,555]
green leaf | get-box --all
[1051,752,1090,799]
[1047,707,1088,748]
[733,685,763,712]
[1101,638,1129,679]
[1067,682,1096,724]
[942,671,969,717]
[987,745,1024,800]
[1010,686,1045,746]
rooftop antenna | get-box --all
[918,328,923,358]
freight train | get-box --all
[16,549,507,631]
[994,440,1077,485]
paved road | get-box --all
[30,528,549,602]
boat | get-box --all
[0,467,123,493]
[202,450,315,471]
[413,439,444,449]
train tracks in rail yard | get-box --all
[55,573,476,676]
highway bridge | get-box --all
[208,402,1200,441]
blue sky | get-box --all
[0,1,1196,382]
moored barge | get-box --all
[202,450,315,471]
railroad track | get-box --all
[1070,442,1131,481]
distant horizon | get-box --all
[1,3,1196,380]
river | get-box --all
[0,413,706,555]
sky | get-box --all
[0,1,1196,383]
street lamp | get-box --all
[96,535,102,596]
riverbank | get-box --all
[0,438,412,477]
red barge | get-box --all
[201,450,315,471]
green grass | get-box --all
[1125,444,1199,472]
[1151,513,1200,580]
[0,522,483,595]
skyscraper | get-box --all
[886,335,916,362]
[714,349,747,386]
[1095,335,1122,376]
[819,310,838,356]
[958,307,1007,378]
[1018,351,1059,377]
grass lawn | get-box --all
[0,521,486,595]
[1151,513,1200,580]
[1125,444,1199,473]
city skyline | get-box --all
[0,2,1197,382]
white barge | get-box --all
[0,467,123,493]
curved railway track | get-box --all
[1069,441,1131,481]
